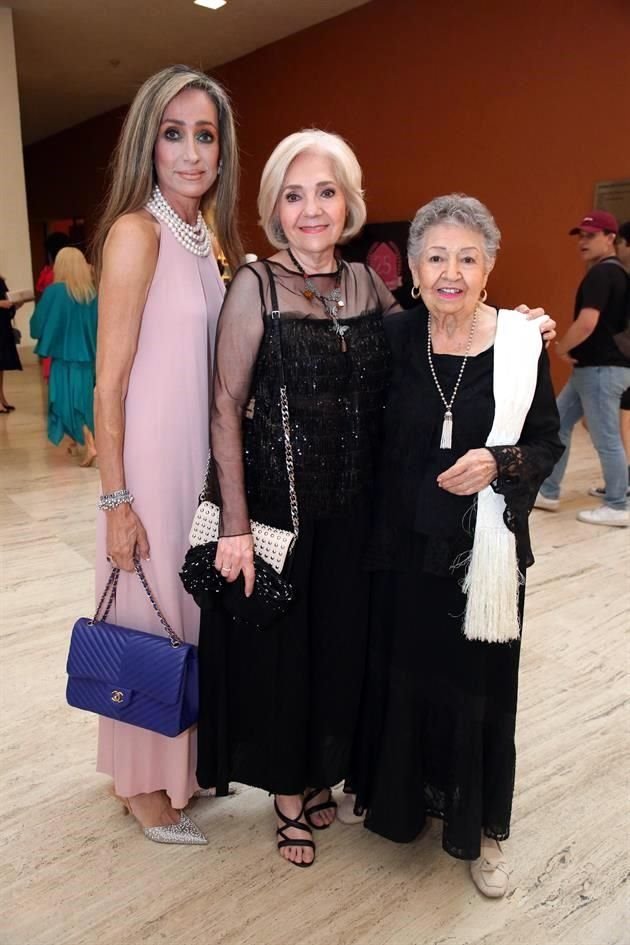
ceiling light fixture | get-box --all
[194,0,227,9]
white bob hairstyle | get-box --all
[257,129,367,249]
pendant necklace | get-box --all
[146,185,211,257]
[287,248,349,351]
[427,307,479,449]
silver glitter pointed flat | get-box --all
[142,811,208,845]
[114,790,208,845]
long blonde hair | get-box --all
[54,248,96,304]
[91,64,242,280]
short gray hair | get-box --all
[407,194,501,266]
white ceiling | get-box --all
[10,0,372,144]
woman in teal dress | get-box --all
[30,247,98,465]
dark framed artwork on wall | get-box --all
[342,221,414,309]
[594,179,630,224]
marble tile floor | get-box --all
[0,363,628,945]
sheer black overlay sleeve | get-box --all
[487,347,563,567]
[208,264,265,536]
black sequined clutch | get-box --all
[179,542,295,630]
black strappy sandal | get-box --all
[304,787,338,831]
[274,798,316,868]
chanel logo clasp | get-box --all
[111,690,124,703]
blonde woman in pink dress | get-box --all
[91,65,242,844]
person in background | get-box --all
[615,221,630,271]
[589,219,630,499]
[30,247,98,466]
[90,64,242,845]
[35,232,71,382]
[535,211,630,527]
[0,273,23,413]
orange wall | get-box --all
[23,0,630,387]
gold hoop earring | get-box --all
[479,288,488,303]
[411,285,421,300]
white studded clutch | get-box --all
[189,501,295,574]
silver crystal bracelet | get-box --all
[97,489,135,511]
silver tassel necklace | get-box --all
[426,307,479,450]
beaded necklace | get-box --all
[145,185,211,257]
[427,307,479,449]
[287,248,349,352]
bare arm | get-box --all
[555,306,599,357]
[94,211,158,570]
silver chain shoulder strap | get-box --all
[198,263,300,539]
[273,310,300,539]
[91,560,183,648]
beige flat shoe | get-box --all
[336,793,365,825]
[470,838,510,898]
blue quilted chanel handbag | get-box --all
[66,561,198,737]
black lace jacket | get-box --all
[365,308,564,574]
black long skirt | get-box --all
[197,500,371,797]
[352,533,524,861]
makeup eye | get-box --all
[284,192,301,203]
[163,127,181,141]
[197,130,215,144]
[321,188,336,198]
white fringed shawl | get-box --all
[460,310,544,643]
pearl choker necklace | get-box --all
[146,185,211,257]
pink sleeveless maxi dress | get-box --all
[95,219,224,808]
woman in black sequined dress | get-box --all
[196,131,400,867]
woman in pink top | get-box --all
[91,65,242,844]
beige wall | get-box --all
[0,7,33,344]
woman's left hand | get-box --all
[516,304,556,344]
[437,448,498,495]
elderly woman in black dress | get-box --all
[352,194,563,897]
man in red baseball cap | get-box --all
[535,209,630,527]
[568,210,619,237]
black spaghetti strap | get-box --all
[261,262,287,386]
[261,260,280,314]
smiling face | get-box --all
[410,223,491,319]
[276,150,347,261]
[153,87,220,209]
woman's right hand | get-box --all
[105,504,150,572]
[214,534,255,597]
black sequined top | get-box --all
[207,259,399,533]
